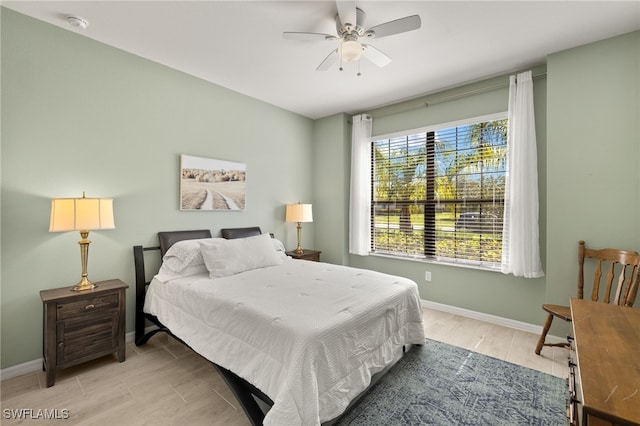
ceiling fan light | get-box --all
[340,40,362,62]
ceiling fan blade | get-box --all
[365,15,421,39]
[362,44,392,67]
[283,32,337,41]
[336,0,357,28]
[316,49,338,71]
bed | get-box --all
[133,227,425,425]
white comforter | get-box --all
[144,258,425,425]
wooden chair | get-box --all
[535,240,640,355]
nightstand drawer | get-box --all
[56,292,119,320]
[57,311,119,366]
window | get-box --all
[371,114,507,268]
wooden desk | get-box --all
[570,298,640,426]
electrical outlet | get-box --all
[425,271,432,281]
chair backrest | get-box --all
[577,240,640,307]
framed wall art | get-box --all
[180,154,246,211]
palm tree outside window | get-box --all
[371,113,507,268]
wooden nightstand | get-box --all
[40,279,128,387]
[285,249,321,262]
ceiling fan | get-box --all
[283,1,421,75]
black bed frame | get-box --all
[133,228,273,426]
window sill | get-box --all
[367,252,503,273]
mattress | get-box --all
[144,257,425,425]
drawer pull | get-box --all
[84,304,95,311]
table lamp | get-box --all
[49,192,115,291]
[285,202,313,254]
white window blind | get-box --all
[371,114,508,268]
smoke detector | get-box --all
[66,15,89,30]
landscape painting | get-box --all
[180,154,246,211]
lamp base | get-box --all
[295,222,304,255]
[72,231,98,291]
[71,277,98,291]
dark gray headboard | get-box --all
[220,226,262,240]
[158,229,212,256]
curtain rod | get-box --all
[363,66,547,119]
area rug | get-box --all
[334,339,566,425]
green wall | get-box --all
[546,31,640,306]
[1,9,314,369]
[312,113,351,266]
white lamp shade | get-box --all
[49,197,115,232]
[340,40,362,63]
[285,203,313,223]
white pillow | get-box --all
[272,238,286,252]
[200,233,283,278]
[162,238,218,272]
[155,238,223,282]
[155,263,208,282]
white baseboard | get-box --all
[1,330,139,382]
[421,299,566,343]
[0,359,43,382]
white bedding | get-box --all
[144,257,425,425]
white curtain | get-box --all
[501,71,544,278]
[349,114,373,255]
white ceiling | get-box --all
[3,1,640,119]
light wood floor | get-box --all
[1,308,569,425]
